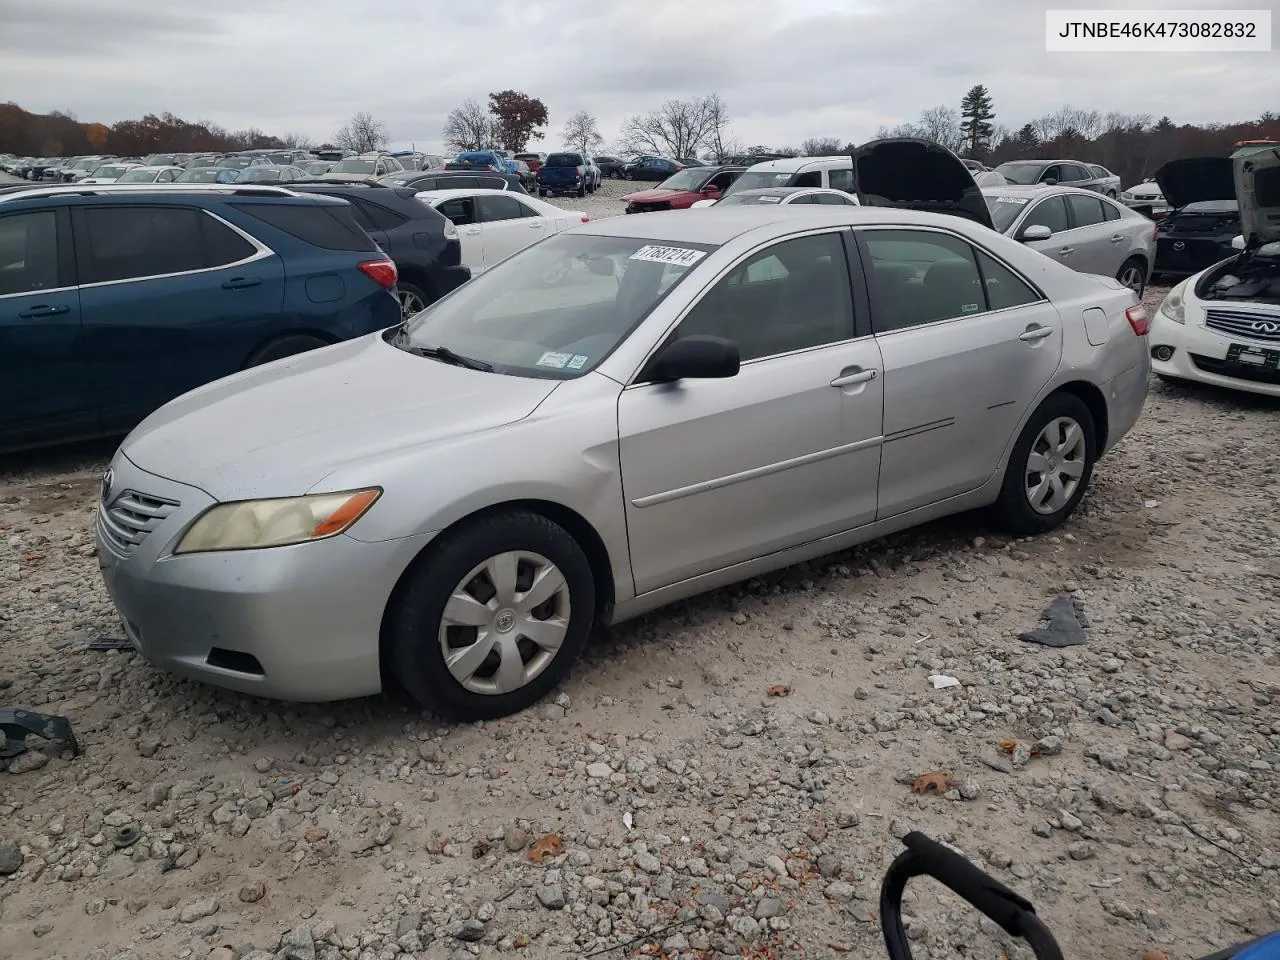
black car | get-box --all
[375,169,528,194]
[594,155,626,178]
[286,182,471,317]
[1153,157,1240,279]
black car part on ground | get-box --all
[0,708,81,760]
[285,182,470,313]
[849,138,995,229]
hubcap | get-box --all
[1119,265,1144,294]
[398,290,425,319]
[438,551,571,696]
[1025,417,1086,515]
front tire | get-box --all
[991,392,1097,535]
[1106,189,1118,199]
[385,511,596,720]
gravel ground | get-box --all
[1,178,1278,960]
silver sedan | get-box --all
[95,206,1151,718]
[983,185,1156,296]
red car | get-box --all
[515,152,547,172]
[622,165,746,213]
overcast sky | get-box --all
[1,0,1275,153]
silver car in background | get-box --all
[995,159,1123,198]
[95,205,1150,719]
[984,185,1156,295]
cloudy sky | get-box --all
[1,0,1275,153]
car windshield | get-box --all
[144,155,175,165]
[117,169,160,182]
[717,193,787,205]
[72,158,99,169]
[222,156,252,169]
[330,158,376,174]
[303,161,333,174]
[994,162,1048,185]
[545,154,583,167]
[656,169,709,191]
[396,233,713,378]
[722,171,799,195]
[176,168,222,182]
[984,194,1033,232]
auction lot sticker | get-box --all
[630,245,707,267]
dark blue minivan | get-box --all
[0,184,402,453]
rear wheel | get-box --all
[385,511,596,720]
[538,188,547,198]
[244,334,330,367]
[1116,257,1146,297]
[991,392,1097,535]
[397,282,431,320]
[577,182,587,198]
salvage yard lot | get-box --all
[0,186,1278,960]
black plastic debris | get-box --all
[87,637,133,652]
[0,709,82,760]
[1018,595,1090,648]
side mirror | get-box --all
[1231,234,1246,251]
[644,335,740,383]
[1020,224,1053,242]
[1042,177,1058,186]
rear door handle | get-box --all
[1108,234,1124,243]
[17,304,70,319]
[222,277,262,289]
[831,368,878,387]
[529,221,544,228]
[1019,325,1054,342]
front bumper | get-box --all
[93,454,436,702]
[1149,310,1280,398]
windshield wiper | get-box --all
[404,343,494,372]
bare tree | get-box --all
[333,111,387,153]
[1033,106,1103,143]
[917,105,963,152]
[561,110,603,156]
[281,131,315,150]
[703,93,733,164]
[620,94,727,160]
[800,136,843,156]
[442,99,497,153]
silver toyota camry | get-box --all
[95,204,1150,719]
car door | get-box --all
[1017,195,1075,267]
[344,198,390,251]
[435,196,482,270]
[857,227,1062,519]
[73,203,286,431]
[1062,193,1116,275]
[617,230,884,593]
[0,207,93,449]
[477,194,543,269]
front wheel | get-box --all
[385,511,596,720]
[244,333,330,367]
[991,392,1097,535]
[577,183,586,198]
[1116,257,1146,297]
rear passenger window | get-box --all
[199,214,257,266]
[230,202,377,252]
[861,229,985,332]
[78,206,206,283]
[1066,194,1105,227]
[437,197,477,226]
[0,210,59,295]
[478,195,525,223]
[827,168,854,193]
[361,202,407,230]
[792,171,821,188]
[974,250,1040,311]
[1101,200,1122,222]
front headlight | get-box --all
[1158,278,1189,324]
[175,488,381,554]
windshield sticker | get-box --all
[536,351,572,369]
[962,303,982,313]
[995,196,1030,204]
[630,245,707,267]
[756,195,784,203]
[567,354,589,370]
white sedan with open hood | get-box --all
[1149,145,1280,397]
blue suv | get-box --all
[0,184,402,453]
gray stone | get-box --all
[536,883,566,910]
[7,750,48,774]
[179,898,220,923]
[452,919,486,941]
[0,840,23,875]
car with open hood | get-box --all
[1148,145,1280,397]
[622,165,746,213]
[847,138,995,229]
[1152,157,1240,279]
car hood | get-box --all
[622,188,695,203]
[1233,145,1280,247]
[1155,157,1235,209]
[849,138,995,229]
[120,335,560,501]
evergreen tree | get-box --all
[959,84,995,155]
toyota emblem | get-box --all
[100,468,114,504]
[1173,241,1185,251]
[1251,319,1280,334]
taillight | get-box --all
[580,216,590,223]
[1125,303,1150,336]
[359,258,398,288]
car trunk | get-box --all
[849,138,994,229]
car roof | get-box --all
[744,155,847,173]
[979,184,1112,199]
[414,188,529,200]
[730,187,843,197]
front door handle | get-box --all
[222,277,262,289]
[462,228,480,235]
[831,368,878,387]
[1108,234,1124,243]
[18,304,70,319]
[1057,246,1074,255]
[1019,325,1054,342]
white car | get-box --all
[415,188,588,275]
[1120,179,1168,216]
[690,186,860,209]
[115,165,186,184]
[78,162,145,184]
[1148,146,1280,397]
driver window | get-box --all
[1023,196,1070,234]
[670,232,854,362]
[0,211,59,296]
[437,197,477,226]
[792,171,821,187]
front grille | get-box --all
[1189,353,1280,385]
[1204,308,1280,344]
[98,490,180,555]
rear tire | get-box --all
[1116,256,1146,297]
[577,182,586,198]
[538,189,547,198]
[244,334,330,367]
[385,511,596,720]
[397,281,431,320]
[991,392,1097,536]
